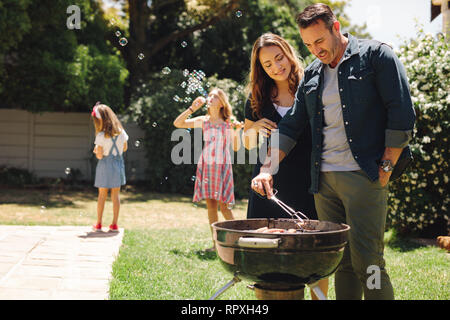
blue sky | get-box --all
[345,0,443,48]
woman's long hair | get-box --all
[246,33,304,119]
[92,104,123,138]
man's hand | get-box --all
[251,172,274,198]
[378,147,403,187]
[378,169,391,187]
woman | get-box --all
[243,33,328,299]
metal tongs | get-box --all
[256,188,310,231]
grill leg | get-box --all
[308,282,327,300]
[209,274,241,300]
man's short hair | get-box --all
[296,3,337,31]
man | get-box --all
[251,3,415,300]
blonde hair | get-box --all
[246,33,304,119]
[207,88,234,122]
[91,104,123,138]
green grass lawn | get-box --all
[1,187,448,300]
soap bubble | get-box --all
[65,167,71,175]
[180,81,187,88]
[173,95,181,102]
[184,69,208,97]
[119,37,128,46]
[162,67,171,75]
[138,53,145,60]
[134,140,141,148]
[152,122,157,127]
[183,69,189,77]
[191,176,196,182]
[235,10,242,18]
[227,203,234,210]
[115,31,121,37]
[181,41,188,48]
[184,97,192,103]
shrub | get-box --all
[387,29,449,237]
[0,166,38,186]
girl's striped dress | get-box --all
[193,120,235,205]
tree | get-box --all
[0,0,128,113]
[116,0,240,93]
[108,0,370,95]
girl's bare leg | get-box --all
[219,202,235,220]
[110,187,120,225]
[205,199,219,249]
[97,188,109,225]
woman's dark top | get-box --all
[245,99,317,220]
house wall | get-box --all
[0,109,147,182]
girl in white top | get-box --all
[91,103,128,232]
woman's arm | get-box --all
[242,118,277,150]
[173,96,206,129]
[123,141,128,153]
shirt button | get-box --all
[345,121,349,125]
[340,88,343,92]
[342,105,346,108]
[315,162,319,166]
[349,139,352,142]
[354,155,358,159]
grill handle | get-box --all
[238,237,280,248]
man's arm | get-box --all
[372,43,416,185]
[252,78,309,197]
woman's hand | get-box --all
[250,118,277,137]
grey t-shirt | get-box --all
[321,58,360,172]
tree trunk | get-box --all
[128,0,150,92]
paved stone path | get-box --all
[0,225,124,300]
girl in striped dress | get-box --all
[174,88,243,251]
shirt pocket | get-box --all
[348,67,377,103]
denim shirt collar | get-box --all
[315,33,360,74]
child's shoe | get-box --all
[109,224,119,232]
[92,223,102,232]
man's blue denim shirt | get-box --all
[275,33,416,194]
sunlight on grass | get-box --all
[1,188,448,300]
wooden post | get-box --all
[432,0,450,40]
[443,0,450,39]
